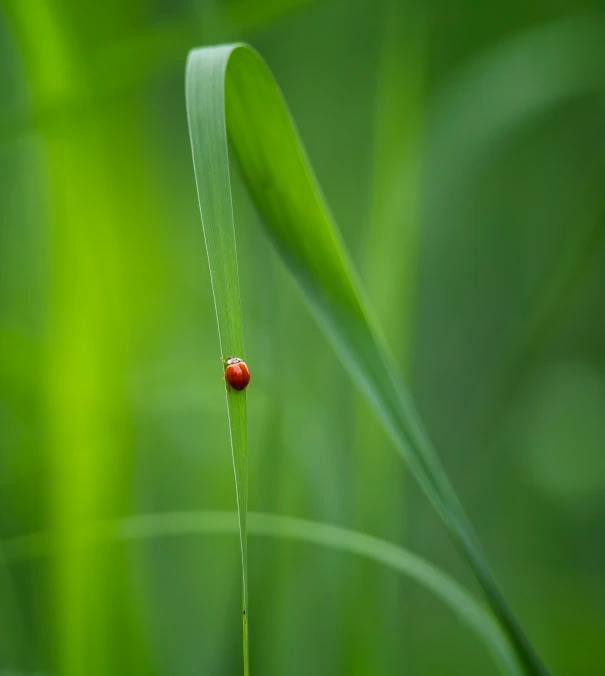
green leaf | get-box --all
[2,511,521,676]
[185,44,548,675]
[0,540,28,666]
[186,47,250,676]
[117,511,521,676]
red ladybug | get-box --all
[224,356,250,391]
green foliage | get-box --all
[3,2,605,675]
[185,44,546,675]
[3,511,522,676]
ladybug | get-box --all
[224,356,250,391]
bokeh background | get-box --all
[1,0,605,674]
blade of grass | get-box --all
[185,44,547,675]
[4,4,121,675]
[349,3,426,671]
[0,539,27,669]
[423,15,605,454]
[2,511,521,676]
[364,0,425,370]
[0,1,317,144]
[185,47,250,676]
[420,13,605,503]
[5,3,167,673]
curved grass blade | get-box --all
[185,44,547,675]
[426,15,605,452]
[3,511,521,676]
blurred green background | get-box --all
[2,0,605,674]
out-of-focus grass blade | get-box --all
[185,44,547,675]
[351,3,425,669]
[365,1,425,367]
[5,3,141,675]
[3,511,521,676]
[425,15,605,450]
[0,541,27,668]
[0,1,317,143]
[118,511,521,676]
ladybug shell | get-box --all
[225,360,250,391]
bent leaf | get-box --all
[3,511,521,676]
[185,44,548,676]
